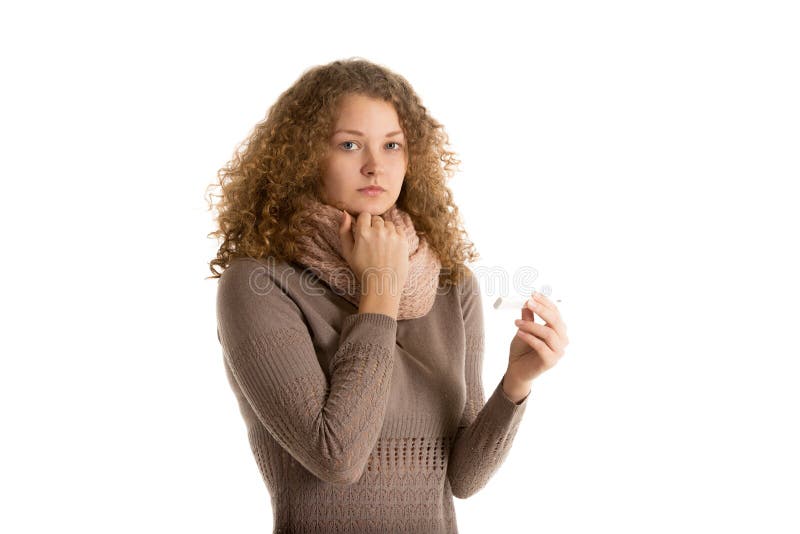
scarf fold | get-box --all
[293,199,442,320]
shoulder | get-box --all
[220,255,297,286]
[456,266,481,301]
[452,265,483,320]
[216,256,308,340]
[217,256,300,308]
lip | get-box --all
[357,186,385,192]
[359,187,384,197]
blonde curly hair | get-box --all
[205,57,479,288]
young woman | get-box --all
[207,57,569,533]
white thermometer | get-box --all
[492,293,563,310]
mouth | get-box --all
[357,186,386,192]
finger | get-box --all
[391,221,406,238]
[371,215,385,227]
[528,292,561,321]
[338,209,354,257]
[515,326,558,359]
[525,297,568,340]
[384,220,402,239]
[514,319,564,355]
[356,211,373,234]
[520,302,534,322]
[530,291,557,312]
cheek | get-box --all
[320,163,351,193]
[393,157,408,176]
[325,155,352,173]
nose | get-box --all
[361,146,383,176]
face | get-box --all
[319,93,408,217]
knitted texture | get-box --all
[216,256,530,533]
[293,198,442,320]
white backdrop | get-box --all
[2,1,798,532]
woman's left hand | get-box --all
[508,292,569,382]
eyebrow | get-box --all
[332,129,404,137]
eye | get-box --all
[338,141,403,151]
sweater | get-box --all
[215,256,531,533]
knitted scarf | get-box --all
[293,198,442,320]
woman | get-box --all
[207,57,569,533]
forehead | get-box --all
[332,94,401,127]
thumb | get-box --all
[521,301,535,322]
[338,209,354,259]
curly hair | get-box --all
[205,57,479,288]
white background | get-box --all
[2,1,798,532]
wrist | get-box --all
[502,371,532,404]
[358,292,400,319]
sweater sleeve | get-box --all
[446,270,530,499]
[216,258,397,486]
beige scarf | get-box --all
[294,198,442,320]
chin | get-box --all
[350,197,394,216]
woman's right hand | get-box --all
[338,209,409,297]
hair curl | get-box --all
[205,57,479,288]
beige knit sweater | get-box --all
[216,256,530,533]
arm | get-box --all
[447,270,530,499]
[217,258,397,485]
